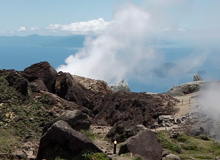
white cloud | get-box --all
[17,27,26,32]
[30,27,39,31]
[47,18,111,34]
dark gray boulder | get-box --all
[119,129,162,160]
[54,72,91,107]
[37,120,101,160]
[23,61,57,92]
[43,110,91,134]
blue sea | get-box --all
[0,35,219,93]
[0,45,77,71]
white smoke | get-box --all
[57,2,213,87]
[57,3,164,83]
[199,82,220,120]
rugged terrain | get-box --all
[0,61,220,160]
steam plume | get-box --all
[57,2,211,89]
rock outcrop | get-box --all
[43,110,91,134]
[193,73,203,82]
[73,75,111,95]
[109,79,130,92]
[23,61,57,92]
[118,129,163,160]
[54,72,87,105]
[37,120,102,160]
[168,81,204,96]
[93,92,177,127]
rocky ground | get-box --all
[0,61,220,160]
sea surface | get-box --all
[0,43,219,93]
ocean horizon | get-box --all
[0,36,219,93]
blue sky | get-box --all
[1,0,220,36]
[0,0,113,35]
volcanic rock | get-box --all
[23,61,57,92]
[72,75,112,110]
[54,72,87,105]
[6,70,29,96]
[106,121,146,143]
[193,73,203,81]
[109,79,131,92]
[168,81,204,96]
[118,129,163,160]
[37,120,102,160]
[72,75,111,95]
[93,92,177,127]
[43,110,91,134]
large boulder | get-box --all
[109,79,130,92]
[43,110,91,134]
[23,61,57,92]
[54,72,91,107]
[118,129,163,160]
[37,120,102,160]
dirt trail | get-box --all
[90,125,135,160]
[173,92,199,118]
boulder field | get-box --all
[0,61,184,159]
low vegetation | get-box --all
[157,131,220,160]
[58,152,111,160]
[80,130,99,141]
[0,71,55,153]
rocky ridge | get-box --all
[1,61,220,160]
[0,61,178,159]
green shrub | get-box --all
[80,130,99,140]
[181,143,199,151]
[177,134,188,143]
[198,135,211,141]
[73,152,111,160]
[157,132,181,154]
